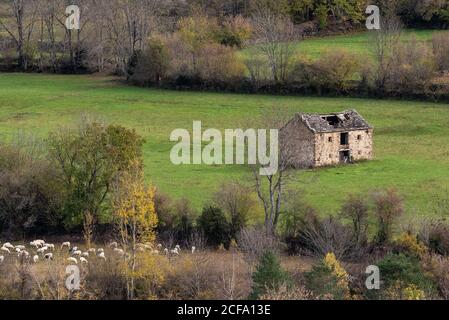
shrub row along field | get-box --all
[0,73,448,217]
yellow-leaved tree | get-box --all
[114,162,158,299]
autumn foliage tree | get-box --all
[113,163,158,300]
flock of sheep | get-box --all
[0,240,196,266]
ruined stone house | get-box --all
[280,109,373,168]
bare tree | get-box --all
[370,0,402,93]
[101,0,166,75]
[250,107,296,234]
[37,0,62,72]
[0,0,38,70]
[251,6,296,82]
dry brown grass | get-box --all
[0,241,335,300]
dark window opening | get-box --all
[340,132,349,145]
[357,134,362,140]
[328,137,333,142]
[321,115,340,126]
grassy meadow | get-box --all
[242,29,442,61]
[1,72,449,219]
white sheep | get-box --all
[61,242,71,249]
[82,252,89,257]
[30,241,39,248]
[3,242,14,250]
[97,248,104,253]
[164,248,169,255]
[0,255,4,264]
[33,255,39,263]
[67,257,78,264]
[1,247,11,254]
[170,248,179,255]
[45,244,55,250]
[44,253,53,260]
[98,252,106,260]
[80,257,88,264]
[31,240,45,248]
[37,247,48,255]
[15,245,26,250]
[88,248,96,254]
[72,250,82,257]
[191,246,196,254]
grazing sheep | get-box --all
[1,247,11,254]
[80,257,88,264]
[88,248,96,254]
[170,248,179,255]
[45,244,55,250]
[15,245,25,250]
[33,255,39,263]
[30,241,39,248]
[72,250,82,257]
[82,252,89,257]
[37,247,48,255]
[191,246,196,254]
[97,248,104,253]
[164,248,169,255]
[3,243,14,250]
[44,253,53,260]
[67,257,78,264]
[61,242,71,249]
[98,252,106,260]
[157,244,162,249]
[31,240,45,248]
[0,255,4,264]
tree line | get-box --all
[0,0,447,74]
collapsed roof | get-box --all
[295,109,372,133]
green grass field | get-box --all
[1,73,449,219]
[242,29,443,60]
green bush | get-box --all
[250,251,291,300]
[305,253,350,300]
[372,253,437,299]
[197,206,231,248]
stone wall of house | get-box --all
[280,117,315,168]
[314,129,373,167]
[350,129,373,161]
